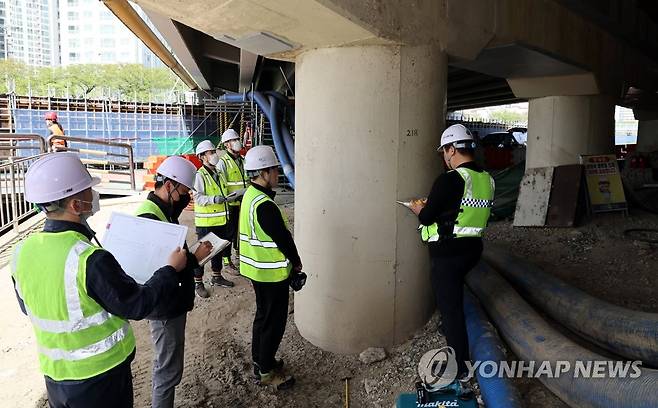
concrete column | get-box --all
[294,45,446,353]
[637,120,658,153]
[526,95,616,168]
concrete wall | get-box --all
[294,44,445,353]
[526,95,615,168]
[637,120,658,153]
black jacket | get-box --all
[137,192,199,320]
[418,161,485,257]
[12,219,179,321]
[252,182,301,268]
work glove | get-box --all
[213,195,229,204]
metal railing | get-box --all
[47,135,136,191]
[0,134,47,160]
[0,153,48,234]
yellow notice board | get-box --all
[580,154,627,213]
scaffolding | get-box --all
[0,93,222,161]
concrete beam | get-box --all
[132,0,383,60]
[141,7,210,90]
[508,73,600,98]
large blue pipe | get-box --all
[467,263,658,408]
[218,92,295,188]
[483,245,658,367]
[463,289,524,408]
[264,91,295,165]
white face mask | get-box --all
[230,140,242,152]
[77,189,100,219]
[208,153,219,166]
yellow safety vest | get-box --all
[220,153,247,207]
[239,185,292,282]
[194,166,229,227]
[11,231,135,381]
[419,167,495,242]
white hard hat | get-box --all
[195,140,216,155]
[25,153,100,204]
[439,124,476,149]
[244,145,280,171]
[156,156,197,189]
[221,129,240,144]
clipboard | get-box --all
[190,232,231,266]
[102,212,188,284]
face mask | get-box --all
[208,153,219,166]
[76,189,100,219]
[230,140,242,152]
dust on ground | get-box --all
[17,203,658,408]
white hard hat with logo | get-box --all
[221,129,240,144]
[195,140,216,155]
[156,156,197,189]
[244,145,280,171]
[25,152,100,204]
[439,124,476,150]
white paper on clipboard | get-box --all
[102,212,188,284]
[189,232,230,266]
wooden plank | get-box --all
[546,164,584,227]
[513,167,554,227]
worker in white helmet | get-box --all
[192,140,241,297]
[240,145,302,390]
[134,156,213,408]
[407,124,495,398]
[217,128,247,274]
[10,153,188,408]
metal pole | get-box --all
[9,156,18,232]
[127,145,136,190]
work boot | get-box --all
[195,282,210,298]
[211,273,235,288]
[258,370,295,391]
[223,261,240,276]
[253,360,285,380]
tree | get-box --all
[488,110,527,125]
[0,59,186,101]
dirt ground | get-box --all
[7,200,658,408]
[126,206,657,408]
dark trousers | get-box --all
[45,359,133,408]
[227,206,240,253]
[430,250,481,377]
[251,278,289,373]
[194,225,231,278]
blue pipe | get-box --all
[264,92,295,165]
[467,262,658,408]
[483,245,658,367]
[266,94,295,188]
[463,289,524,408]
[219,91,295,188]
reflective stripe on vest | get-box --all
[11,231,135,380]
[195,166,228,226]
[239,185,291,282]
[420,167,494,242]
[135,199,168,222]
[220,154,247,207]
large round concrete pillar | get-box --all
[294,45,447,353]
[527,95,615,168]
[637,119,658,153]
